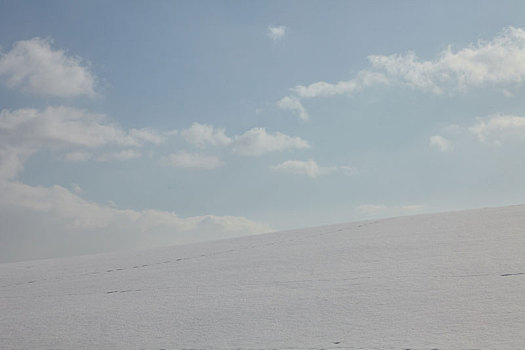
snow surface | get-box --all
[1,205,525,349]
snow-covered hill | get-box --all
[1,205,525,349]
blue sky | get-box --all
[2,1,525,262]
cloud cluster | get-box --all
[0,106,168,178]
[280,27,525,119]
[0,114,269,260]
[0,106,271,262]
[368,27,525,93]
[271,159,356,178]
[0,34,274,262]
[179,123,311,155]
[164,123,311,169]
[0,108,310,171]
[0,37,95,97]
[0,180,271,262]
[0,106,141,149]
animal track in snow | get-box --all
[500,272,525,277]
[106,289,141,294]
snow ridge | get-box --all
[1,205,525,349]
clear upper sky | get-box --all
[1,0,525,262]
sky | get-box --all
[1,0,525,262]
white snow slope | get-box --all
[1,205,525,350]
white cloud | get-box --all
[0,106,133,179]
[160,150,223,169]
[0,106,137,149]
[469,115,525,144]
[277,96,309,121]
[267,25,286,41]
[279,26,525,118]
[232,127,310,156]
[0,37,95,97]
[181,123,231,148]
[293,71,389,99]
[370,26,525,93]
[429,135,454,152]
[0,106,166,150]
[0,180,271,262]
[0,106,170,179]
[272,160,336,178]
[367,52,443,93]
